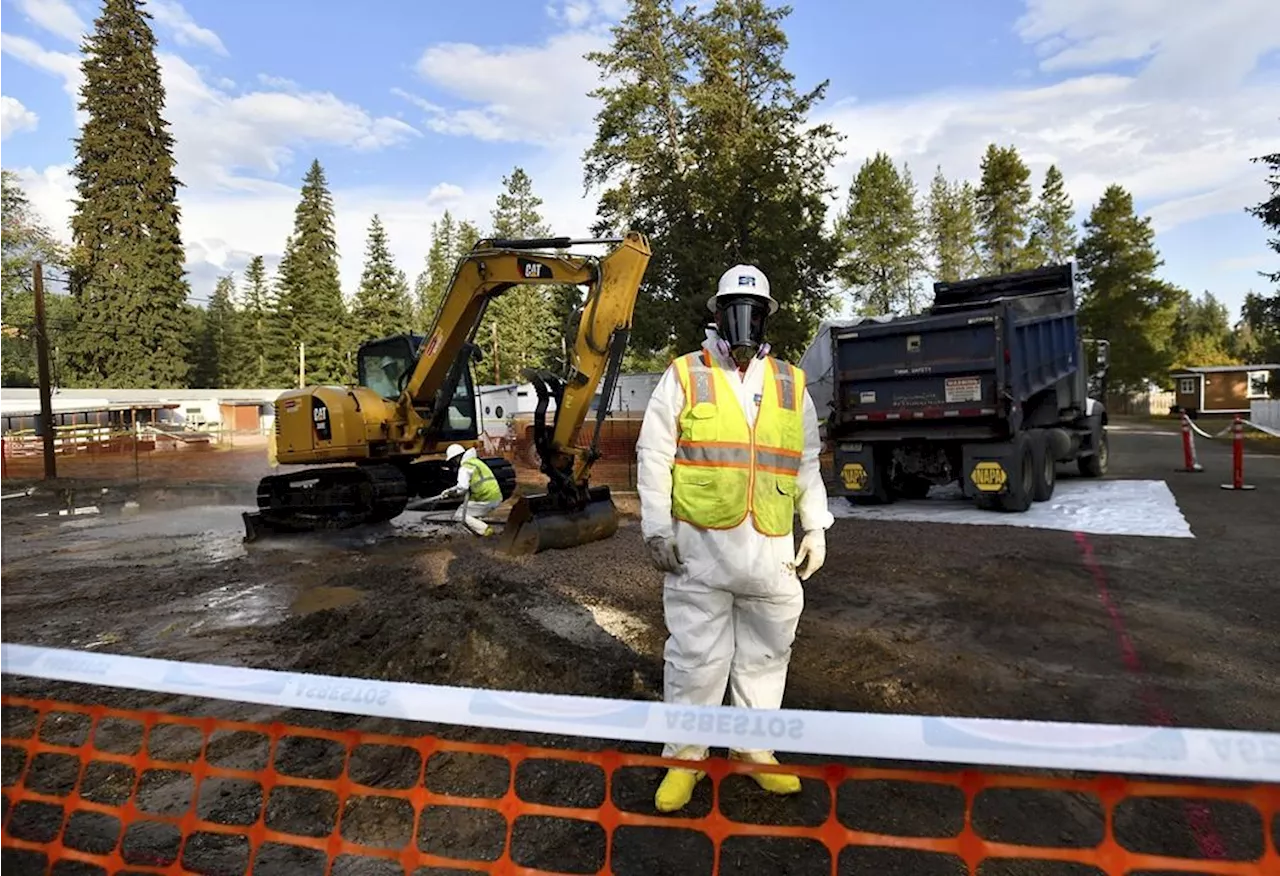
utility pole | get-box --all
[298,342,306,388]
[33,261,57,480]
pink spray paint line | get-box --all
[1073,531,1228,861]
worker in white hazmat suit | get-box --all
[441,443,503,536]
[636,264,834,813]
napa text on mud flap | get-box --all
[293,680,391,706]
[665,709,803,741]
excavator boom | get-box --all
[245,230,651,555]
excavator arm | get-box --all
[403,230,652,554]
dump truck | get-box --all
[828,262,1110,512]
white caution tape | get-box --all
[3,644,1277,783]
[1244,419,1280,439]
[1185,418,1233,440]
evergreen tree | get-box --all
[1076,184,1180,390]
[584,0,842,361]
[352,214,411,339]
[63,0,191,387]
[835,153,925,315]
[1170,290,1238,368]
[975,143,1034,274]
[192,274,240,387]
[2,171,71,387]
[415,212,458,328]
[926,167,981,282]
[1246,147,1280,285]
[1026,164,1076,267]
[234,255,274,387]
[277,160,348,385]
[481,167,558,382]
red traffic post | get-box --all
[1220,415,1256,491]
[1179,411,1203,472]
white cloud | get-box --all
[0,33,83,98]
[1016,0,1280,95]
[1216,253,1274,273]
[12,0,86,43]
[425,182,466,205]
[257,73,299,91]
[412,31,607,145]
[146,0,228,56]
[1,95,39,139]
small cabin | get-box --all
[1171,365,1277,416]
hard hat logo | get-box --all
[709,264,775,365]
[738,275,756,286]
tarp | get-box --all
[798,316,895,422]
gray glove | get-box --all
[646,535,684,574]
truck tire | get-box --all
[996,433,1035,513]
[1078,427,1109,477]
[1031,431,1056,502]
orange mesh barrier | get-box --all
[3,696,1278,875]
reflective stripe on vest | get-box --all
[462,457,502,503]
[670,351,806,536]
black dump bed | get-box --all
[829,264,1081,432]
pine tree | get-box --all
[415,212,457,328]
[481,167,558,383]
[585,0,842,361]
[836,153,926,315]
[234,255,274,387]
[352,214,411,339]
[277,160,349,385]
[926,167,981,282]
[1170,290,1238,368]
[192,274,240,387]
[1246,148,1280,285]
[2,171,70,387]
[1026,164,1077,267]
[975,144,1034,275]
[1243,147,1280,365]
[64,0,191,387]
[1076,184,1180,390]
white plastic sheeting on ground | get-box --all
[829,479,1194,538]
[798,316,895,421]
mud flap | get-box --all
[963,435,1033,511]
[833,443,891,503]
[498,485,619,555]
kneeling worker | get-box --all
[442,443,503,536]
[635,264,834,813]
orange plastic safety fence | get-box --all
[3,696,1278,875]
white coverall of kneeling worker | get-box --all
[441,443,502,536]
[636,264,834,813]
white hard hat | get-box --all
[708,264,778,314]
[445,443,465,461]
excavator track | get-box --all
[244,463,409,541]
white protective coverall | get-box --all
[636,337,834,760]
[449,447,502,536]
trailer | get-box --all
[828,263,1110,512]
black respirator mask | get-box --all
[715,296,769,367]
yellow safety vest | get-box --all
[671,350,807,536]
[462,457,502,503]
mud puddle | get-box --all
[290,585,365,616]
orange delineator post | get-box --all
[1179,412,1202,472]
[1220,415,1256,491]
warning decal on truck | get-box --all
[945,376,982,403]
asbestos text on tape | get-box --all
[3,643,1277,783]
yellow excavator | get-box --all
[243,231,652,555]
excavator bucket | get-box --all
[498,485,619,555]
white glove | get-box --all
[646,535,684,574]
[440,485,464,499]
[794,529,826,581]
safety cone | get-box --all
[1220,416,1256,491]
[1179,412,1203,472]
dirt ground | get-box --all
[2,419,1279,874]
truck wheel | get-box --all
[1078,428,1109,477]
[996,434,1034,512]
[1031,431,1056,502]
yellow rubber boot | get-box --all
[731,751,801,796]
[654,767,705,813]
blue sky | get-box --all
[2,0,1277,321]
